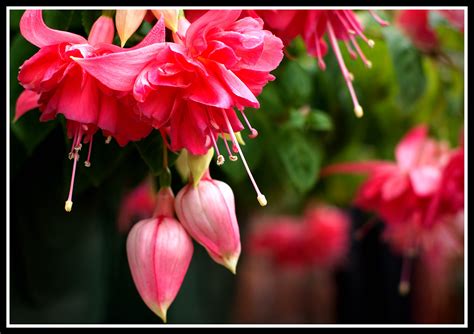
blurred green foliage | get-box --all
[9,9,464,324]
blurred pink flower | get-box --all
[117,177,157,233]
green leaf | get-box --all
[275,129,321,193]
[278,60,313,107]
[383,26,427,110]
[306,109,333,131]
[9,10,23,32]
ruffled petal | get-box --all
[20,10,87,48]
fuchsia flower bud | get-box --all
[126,187,193,323]
[175,170,241,274]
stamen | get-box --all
[327,21,364,118]
[238,109,259,139]
[315,37,326,70]
[105,136,112,144]
[221,132,238,161]
[350,36,372,68]
[369,10,390,27]
[84,135,93,167]
[210,133,225,166]
[344,40,358,60]
[222,110,267,207]
[65,150,79,212]
[341,10,373,47]
[398,256,413,296]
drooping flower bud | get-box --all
[115,9,147,46]
[88,14,115,46]
[126,187,193,323]
[175,171,241,274]
[151,9,180,32]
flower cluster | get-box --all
[248,204,350,269]
[16,9,284,211]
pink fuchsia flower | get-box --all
[396,10,465,52]
[75,10,283,206]
[302,204,350,268]
[16,10,164,211]
[247,216,307,268]
[175,170,241,273]
[126,187,194,323]
[249,10,389,118]
[321,125,463,257]
[117,177,157,233]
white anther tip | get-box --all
[84,161,91,167]
[257,194,267,207]
[229,155,238,162]
[105,136,112,144]
[65,200,73,212]
[366,60,373,69]
[368,39,375,48]
[68,152,74,160]
[354,105,364,118]
[217,155,225,166]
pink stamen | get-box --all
[344,40,358,60]
[65,149,79,212]
[369,10,390,27]
[327,21,364,118]
[334,11,356,36]
[84,135,94,167]
[398,256,413,295]
[238,109,259,139]
[350,36,372,68]
[341,10,374,47]
[222,110,267,207]
[315,37,326,70]
[221,132,237,161]
[210,132,225,166]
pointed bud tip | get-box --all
[65,200,73,212]
[257,194,267,207]
[151,304,168,323]
[399,281,410,295]
[354,105,364,118]
[222,255,239,274]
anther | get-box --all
[354,105,364,118]
[217,155,225,166]
[105,136,112,144]
[229,155,238,161]
[368,39,375,48]
[65,200,73,212]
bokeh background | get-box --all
[9,9,465,324]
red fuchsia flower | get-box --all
[117,177,157,233]
[321,125,464,293]
[396,10,465,52]
[248,204,350,269]
[126,186,194,323]
[302,204,350,268]
[175,169,241,274]
[248,9,389,118]
[74,10,284,207]
[15,10,166,212]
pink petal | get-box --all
[409,166,441,196]
[321,160,396,177]
[395,125,428,170]
[130,16,166,49]
[15,89,40,120]
[88,15,115,46]
[20,10,87,48]
[72,43,167,91]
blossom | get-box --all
[75,10,283,206]
[175,170,241,273]
[16,10,164,211]
[396,10,465,52]
[117,177,157,233]
[247,204,350,269]
[250,10,389,117]
[126,187,194,323]
[321,125,464,258]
